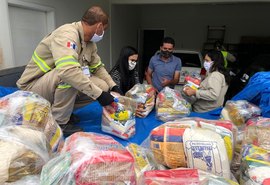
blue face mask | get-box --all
[203,60,213,72]
[90,30,104,43]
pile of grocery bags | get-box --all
[0,82,269,184]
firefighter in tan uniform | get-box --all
[17,6,122,136]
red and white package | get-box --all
[41,132,136,185]
[144,169,199,185]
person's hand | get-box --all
[183,86,197,96]
[135,103,146,118]
[104,104,115,114]
[153,87,159,94]
[97,91,114,106]
[111,86,123,95]
[161,77,171,87]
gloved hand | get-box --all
[97,91,114,106]
[111,86,123,95]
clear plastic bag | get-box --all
[238,117,270,184]
[101,94,137,139]
[0,91,63,152]
[143,168,239,185]
[244,117,270,151]
[126,143,166,184]
[147,118,234,177]
[4,175,40,185]
[183,128,231,179]
[155,87,191,122]
[40,132,136,185]
[240,156,270,185]
[149,120,192,168]
[125,83,156,118]
[181,75,201,104]
[243,166,270,185]
[221,100,261,127]
[0,126,50,184]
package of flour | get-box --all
[183,128,230,179]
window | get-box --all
[173,52,202,68]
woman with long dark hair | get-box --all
[183,50,230,112]
[110,46,140,94]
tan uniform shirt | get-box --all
[17,21,116,99]
[193,71,228,113]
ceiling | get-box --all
[111,0,270,4]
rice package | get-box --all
[125,84,156,117]
[156,87,191,122]
[143,168,239,185]
[149,118,234,172]
[102,94,137,139]
[149,119,197,168]
[183,128,231,179]
[0,126,50,184]
[221,100,261,127]
[197,118,236,163]
[0,91,63,152]
[40,132,136,185]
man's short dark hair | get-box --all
[82,6,108,26]
[214,40,223,49]
[161,37,175,47]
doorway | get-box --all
[138,29,164,82]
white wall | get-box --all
[2,0,270,70]
[0,0,110,69]
[111,5,140,67]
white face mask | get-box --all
[90,30,104,43]
[203,60,213,72]
[128,60,137,70]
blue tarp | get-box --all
[0,86,18,98]
[232,72,270,117]
[74,101,222,146]
[1,71,269,146]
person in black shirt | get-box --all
[110,46,140,94]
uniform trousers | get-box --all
[23,69,109,125]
